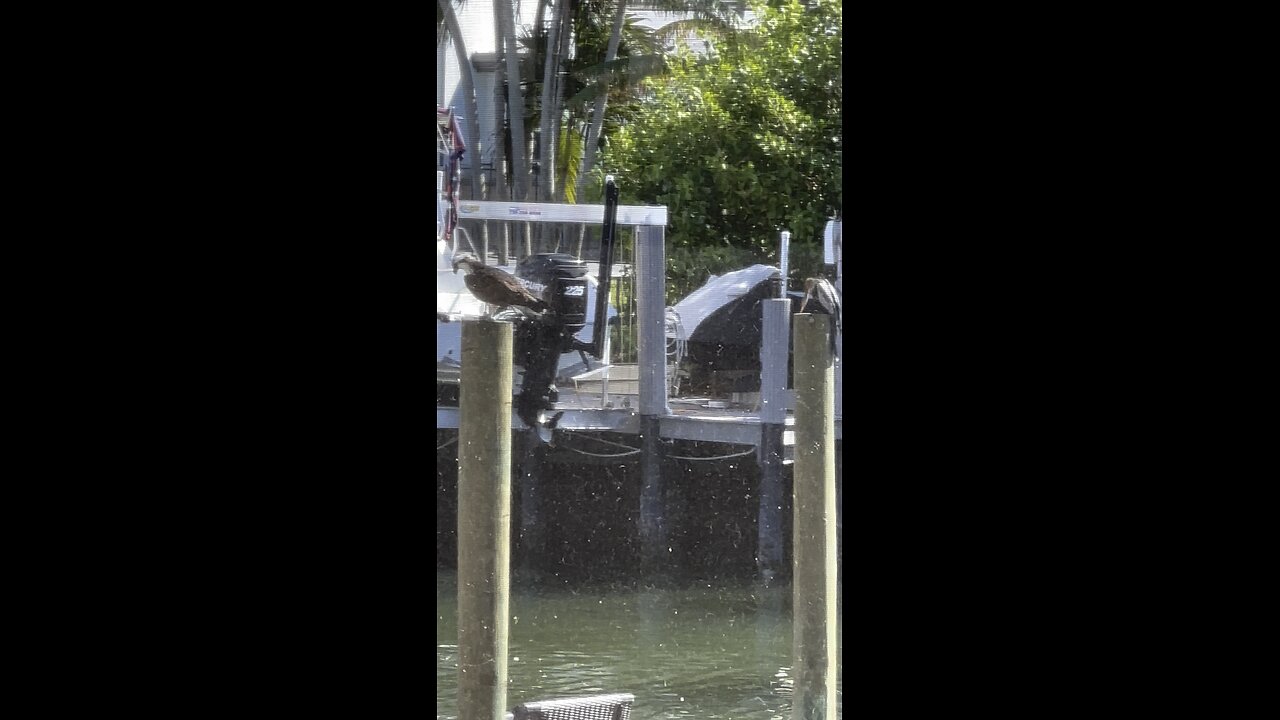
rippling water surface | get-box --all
[437,572,841,719]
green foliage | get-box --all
[519,4,662,129]
[517,1,665,204]
[566,53,670,108]
[602,0,842,290]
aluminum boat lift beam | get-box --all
[454,200,667,227]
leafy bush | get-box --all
[602,0,842,273]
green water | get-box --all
[436,572,841,719]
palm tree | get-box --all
[572,0,745,202]
[537,0,567,206]
[574,0,629,206]
[562,0,742,255]
[498,0,534,257]
[490,14,511,264]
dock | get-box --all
[437,363,841,458]
[437,196,842,587]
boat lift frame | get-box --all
[438,197,670,429]
[436,199,842,446]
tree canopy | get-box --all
[601,0,841,291]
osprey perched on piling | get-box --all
[452,252,549,314]
[800,277,842,359]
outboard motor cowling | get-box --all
[515,252,589,284]
[551,277,588,331]
[517,252,590,334]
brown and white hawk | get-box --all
[451,252,549,314]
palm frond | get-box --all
[566,53,668,106]
[640,0,750,54]
[620,15,663,55]
[651,17,737,45]
[557,125,584,203]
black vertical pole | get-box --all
[638,416,667,583]
[591,176,619,360]
[758,425,786,587]
[517,429,546,583]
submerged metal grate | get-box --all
[512,693,634,720]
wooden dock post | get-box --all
[757,297,791,586]
[635,224,670,581]
[457,319,513,720]
[792,314,837,720]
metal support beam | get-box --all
[636,223,669,582]
[759,299,791,426]
[456,199,668,227]
[517,429,546,583]
[757,298,790,586]
[758,424,785,585]
[638,416,668,582]
[436,406,638,434]
[635,224,669,418]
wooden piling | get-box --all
[457,319,513,720]
[792,314,837,720]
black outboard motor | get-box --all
[509,254,592,443]
[516,253,590,335]
[510,178,620,444]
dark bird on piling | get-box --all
[452,252,549,313]
[800,277,841,359]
